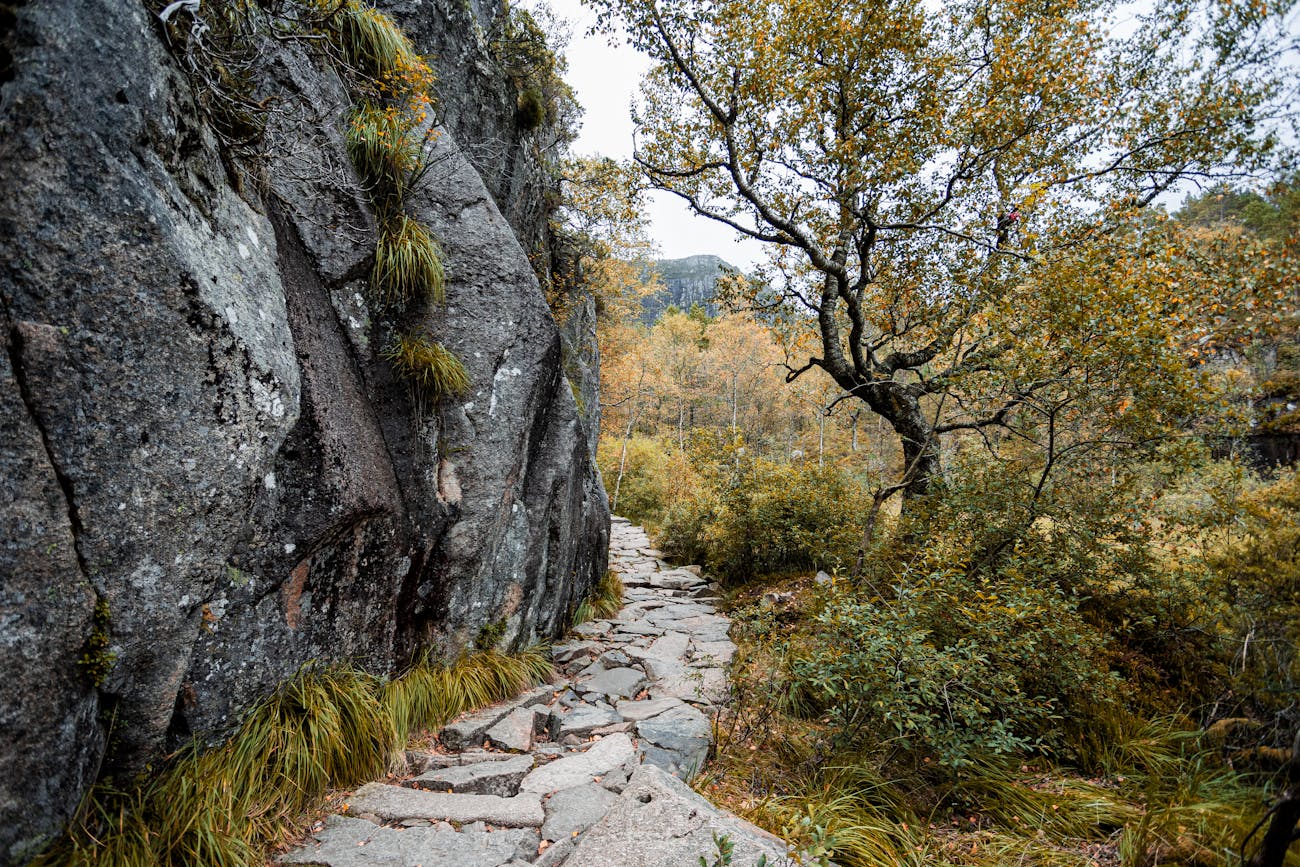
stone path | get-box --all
[280,517,788,867]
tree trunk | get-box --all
[611,372,646,515]
[864,382,941,505]
[1247,729,1300,867]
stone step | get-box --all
[344,783,545,828]
[280,816,538,866]
[519,733,637,794]
[563,765,788,867]
[407,754,535,797]
[438,684,557,750]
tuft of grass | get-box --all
[572,569,624,626]
[371,214,445,307]
[335,1,418,80]
[35,648,551,866]
[345,102,421,213]
[952,760,1139,842]
[516,86,546,130]
[383,333,471,399]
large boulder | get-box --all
[0,0,607,859]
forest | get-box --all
[557,0,1300,862]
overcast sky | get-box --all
[537,0,767,270]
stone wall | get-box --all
[0,0,607,861]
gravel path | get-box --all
[280,517,788,867]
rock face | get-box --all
[641,255,735,321]
[0,0,607,860]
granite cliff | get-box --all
[0,0,608,860]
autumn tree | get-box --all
[593,0,1298,507]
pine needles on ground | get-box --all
[33,647,552,867]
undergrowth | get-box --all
[696,577,1297,867]
[35,647,551,867]
[572,569,625,625]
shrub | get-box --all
[383,333,470,399]
[793,571,1121,768]
[1203,471,1300,739]
[654,436,866,582]
[596,434,675,526]
[516,87,546,130]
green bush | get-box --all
[780,456,1138,767]
[597,434,674,526]
[794,567,1121,768]
[653,435,866,582]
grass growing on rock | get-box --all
[383,333,470,399]
[345,102,423,213]
[572,569,624,625]
[34,647,552,867]
[371,213,445,307]
[334,0,418,81]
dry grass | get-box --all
[572,570,625,625]
[33,648,552,866]
[383,332,470,399]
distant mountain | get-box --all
[641,254,735,321]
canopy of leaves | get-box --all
[593,0,1298,500]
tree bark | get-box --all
[1247,729,1300,867]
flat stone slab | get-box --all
[280,816,537,866]
[691,640,737,667]
[552,641,602,664]
[409,754,535,797]
[636,704,711,779]
[563,765,788,867]
[608,621,663,637]
[643,631,691,661]
[540,783,620,841]
[650,664,730,706]
[579,666,648,700]
[344,783,544,827]
[615,696,686,721]
[519,733,636,794]
[649,570,705,590]
[486,706,535,753]
[549,703,623,739]
[647,602,716,622]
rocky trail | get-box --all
[280,517,788,866]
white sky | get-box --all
[538,0,767,270]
